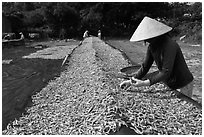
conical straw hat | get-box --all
[130,16,172,42]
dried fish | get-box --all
[2,38,202,135]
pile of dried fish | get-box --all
[23,45,77,59]
[2,37,202,135]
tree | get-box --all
[188,2,202,21]
[43,2,80,38]
[23,8,45,28]
[2,2,201,39]
[80,3,103,34]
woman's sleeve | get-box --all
[133,46,154,79]
[148,43,177,85]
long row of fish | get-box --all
[2,37,202,135]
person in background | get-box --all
[120,16,194,98]
[59,28,66,40]
[3,34,11,40]
[98,30,101,39]
[19,32,24,40]
[83,30,89,39]
[3,33,15,40]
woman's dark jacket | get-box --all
[134,35,193,90]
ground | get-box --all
[2,40,80,130]
[2,37,202,134]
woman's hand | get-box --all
[119,80,132,90]
[131,77,150,87]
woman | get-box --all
[120,16,194,98]
[83,30,89,39]
[98,30,102,39]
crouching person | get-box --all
[83,30,89,39]
[120,16,194,98]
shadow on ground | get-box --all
[2,46,64,130]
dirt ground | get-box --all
[2,40,80,130]
[2,38,202,132]
[2,37,202,135]
[106,39,202,104]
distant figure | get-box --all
[29,33,40,39]
[19,32,24,40]
[83,30,89,39]
[98,30,101,39]
[3,33,16,40]
[3,34,11,40]
[59,28,66,40]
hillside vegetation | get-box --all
[2,2,202,44]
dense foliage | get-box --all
[2,2,202,40]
